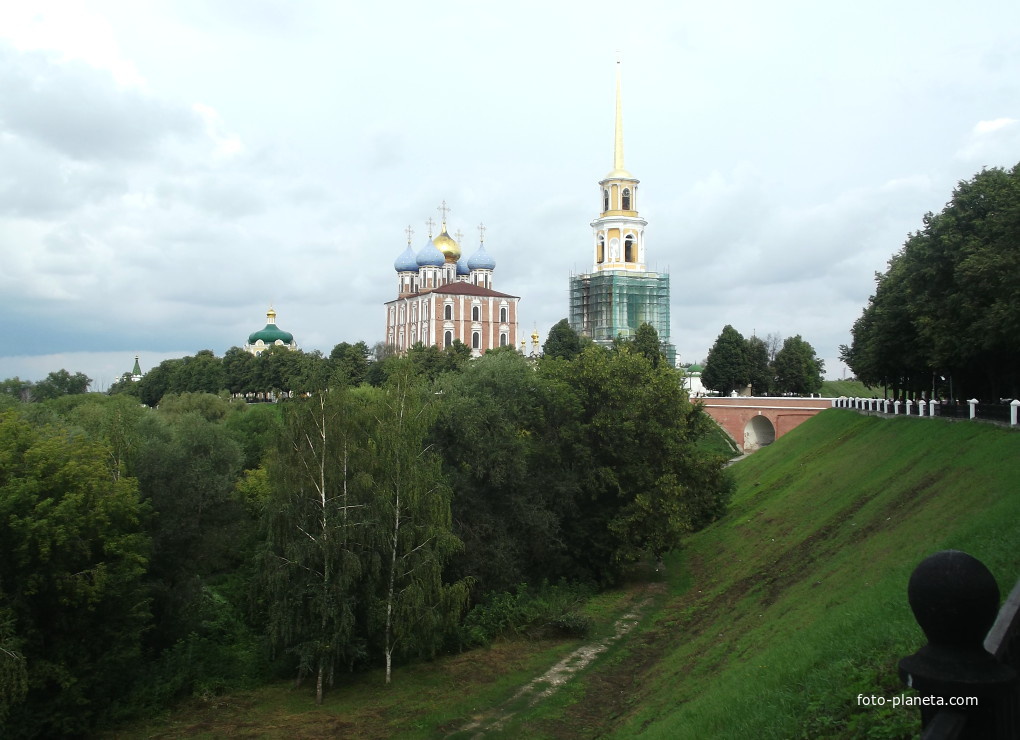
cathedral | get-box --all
[569,60,676,365]
[385,203,520,355]
[244,306,298,355]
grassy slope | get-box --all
[820,379,884,398]
[592,410,1020,739]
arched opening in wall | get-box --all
[500,333,507,347]
[603,189,609,213]
[444,330,452,348]
[444,304,453,320]
[743,414,776,452]
[597,236,605,264]
[500,306,507,323]
[622,188,631,210]
[472,332,480,349]
[625,235,635,262]
[472,305,480,322]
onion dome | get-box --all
[467,243,496,270]
[248,307,294,345]
[416,239,445,267]
[433,224,461,263]
[456,256,470,276]
[394,244,418,272]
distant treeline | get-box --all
[0,323,733,737]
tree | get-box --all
[0,412,150,736]
[131,411,246,652]
[0,378,31,404]
[28,369,91,401]
[138,358,181,407]
[369,368,469,683]
[222,346,257,395]
[701,325,749,394]
[434,350,581,594]
[262,389,372,704]
[541,345,732,582]
[773,335,824,395]
[746,335,773,396]
[633,322,665,368]
[543,319,583,360]
[329,342,370,387]
[844,163,1020,400]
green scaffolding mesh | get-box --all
[568,270,676,364]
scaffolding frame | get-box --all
[568,269,676,365]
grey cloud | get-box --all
[0,44,200,162]
[0,136,128,217]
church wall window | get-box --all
[500,333,507,347]
[444,304,453,320]
[597,235,605,264]
[603,189,609,212]
[472,305,480,322]
[622,188,631,210]
[472,331,480,349]
[500,306,507,323]
[444,330,452,348]
[625,234,635,262]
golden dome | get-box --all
[433,224,461,263]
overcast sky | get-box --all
[1,1,1018,388]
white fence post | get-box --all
[1011,400,1019,427]
[894,400,901,414]
[929,399,937,417]
[968,399,979,419]
[905,399,913,415]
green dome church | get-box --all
[244,306,298,355]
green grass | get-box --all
[593,410,1020,738]
[820,379,884,398]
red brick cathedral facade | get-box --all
[384,210,520,355]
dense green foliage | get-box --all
[0,340,732,734]
[0,412,149,737]
[702,326,823,395]
[842,163,1020,401]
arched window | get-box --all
[444,330,453,348]
[472,305,480,322]
[625,235,635,262]
[597,235,605,264]
[500,306,508,323]
[500,333,508,347]
[603,189,609,212]
[444,304,453,320]
[472,332,480,349]
[622,188,631,210]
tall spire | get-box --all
[606,54,633,180]
[614,54,625,174]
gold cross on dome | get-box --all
[454,229,464,243]
[437,200,451,223]
[425,217,436,238]
[477,222,486,244]
[404,225,414,245]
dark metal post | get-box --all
[899,550,1017,738]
